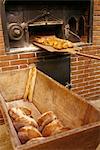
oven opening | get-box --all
[29,24,63,42]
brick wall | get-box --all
[71,0,100,101]
[71,45,100,101]
[93,0,100,45]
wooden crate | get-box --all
[0,67,100,150]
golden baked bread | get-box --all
[14,115,38,131]
[8,107,24,120]
[18,126,42,144]
[37,111,57,131]
[42,119,64,137]
[33,36,73,50]
[9,107,38,131]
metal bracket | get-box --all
[65,82,72,89]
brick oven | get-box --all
[0,0,100,101]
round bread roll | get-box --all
[14,115,38,130]
[42,119,64,137]
[18,126,42,144]
[8,107,24,120]
[37,111,57,131]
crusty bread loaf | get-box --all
[9,107,38,131]
[42,119,64,137]
[8,107,24,120]
[18,126,42,144]
[14,115,38,131]
[37,111,57,131]
[33,36,73,50]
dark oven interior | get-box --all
[2,0,93,49]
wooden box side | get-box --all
[0,93,21,150]
[0,69,29,101]
[33,70,100,128]
[17,123,100,150]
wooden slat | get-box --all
[33,42,100,60]
[33,42,79,54]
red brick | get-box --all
[0,54,18,61]
[2,65,18,71]
[78,65,87,70]
[0,43,5,49]
[94,16,100,21]
[0,61,9,67]
[71,66,78,71]
[93,31,100,36]
[84,76,95,82]
[20,64,28,69]
[72,79,83,84]
[27,57,37,64]
[94,11,100,16]
[93,25,100,31]
[77,73,89,79]
[72,87,84,93]
[10,59,27,65]
[71,61,84,66]
[75,82,88,88]
[19,53,35,59]
[0,49,5,55]
[0,37,4,43]
[71,75,77,80]
[0,31,4,37]
[71,70,84,75]
[88,79,100,85]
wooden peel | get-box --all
[33,42,100,60]
[75,51,100,60]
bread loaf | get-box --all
[42,119,64,137]
[33,36,73,50]
[14,115,38,131]
[9,107,38,131]
[37,111,57,131]
[18,126,42,144]
[8,107,24,120]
